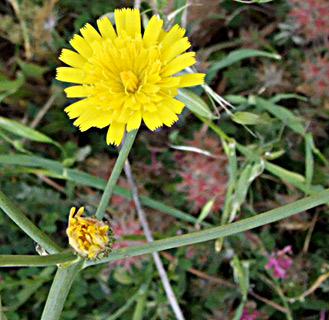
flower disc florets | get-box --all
[66,207,112,259]
[56,8,204,145]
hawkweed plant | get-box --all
[0,5,329,320]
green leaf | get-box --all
[230,160,265,221]
[0,116,60,147]
[264,162,323,194]
[195,197,216,226]
[177,88,218,119]
[0,72,24,92]
[89,188,329,267]
[224,94,248,105]
[270,93,308,103]
[208,49,281,76]
[253,96,306,136]
[232,302,245,320]
[305,133,314,188]
[231,255,249,299]
[17,59,50,78]
[231,111,269,125]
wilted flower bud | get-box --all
[66,207,112,259]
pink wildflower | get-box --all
[240,306,260,320]
[265,246,292,279]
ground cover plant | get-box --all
[0,0,329,319]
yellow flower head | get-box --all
[66,207,110,259]
[56,8,204,145]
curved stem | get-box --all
[0,251,77,267]
[87,188,329,267]
[41,259,84,320]
[0,190,61,254]
[95,129,138,220]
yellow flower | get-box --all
[66,207,110,259]
[56,8,204,145]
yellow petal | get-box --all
[56,67,89,84]
[178,73,205,87]
[97,17,117,39]
[106,121,125,145]
[158,104,179,126]
[74,111,98,131]
[93,112,113,128]
[77,110,112,131]
[59,49,87,68]
[161,52,196,77]
[114,9,126,37]
[65,99,91,119]
[142,110,163,130]
[143,15,163,47]
[80,23,102,44]
[69,35,93,59]
[126,111,142,131]
[162,97,185,113]
[143,103,157,112]
[125,8,141,38]
[65,85,91,98]
[161,37,191,63]
[160,25,186,53]
[158,76,181,88]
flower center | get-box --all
[120,71,139,93]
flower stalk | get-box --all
[95,129,138,220]
[87,187,329,267]
[0,251,76,267]
[40,259,84,320]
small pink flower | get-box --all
[240,306,260,320]
[265,246,292,279]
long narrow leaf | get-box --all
[0,116,61,148]
[88,188,329,266]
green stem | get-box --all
[40,259,84,320]
[0,251,76,267]
[0,190,61,254]
[87,188,329,267]
[95,129,138,220]
[105,283,148,320]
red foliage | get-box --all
[176,132,227,214]
[289,0,329,41]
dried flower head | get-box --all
[66,207,111,259]
[56,8,204,145]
